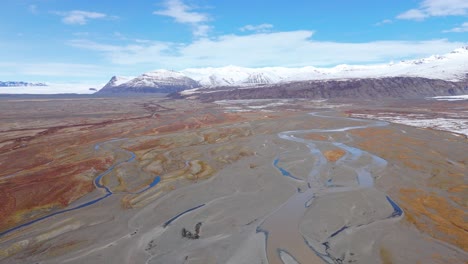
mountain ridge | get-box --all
[176,77,468,101]
[99,46,468,94]
[98,70,200,94]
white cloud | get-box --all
[153,0,207,23]
[421,0,468,16]
[153,0,210,37]
[73,32,90,37]
[28,4,38,14]
[397,9,428,20]
[375,19,393,26]
[69,39,172,65]
[193,25,212,37]
[444,22,468,32]
[240,24,274,32]
[55,10,109,25]
[397,0,468,20]
[68,31,465,68]
[0,62,110,77]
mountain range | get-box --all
[98,46,468,96]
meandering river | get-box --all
[258,112,403,264]
[0,139,159,237]
[1,111,403,264]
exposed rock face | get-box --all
[242,72,275,85]
[100,76,132,90]
[177,77,467,101]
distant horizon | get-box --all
[1,0,468,90]
[3,44,467,82]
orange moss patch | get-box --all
[302,134,327,141]
[45,240,87,257]
[323,149,346,162]
[448,184,467,193]
[431,252,464,263]
[0,145,54,177]
[380,247,393,264]
[350,127,395,138]
[399,188,468,251]
[0,157,113,232]
[448,185,468,207]
[152,113,245,135]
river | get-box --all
[258,112,403,264]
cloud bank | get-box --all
[69,30,464,69]
[153,0,211,37]
[54,10,109,25]
[397,0,468,20]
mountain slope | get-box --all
[100,76,133,90]
[98,70,200,94]
[178,77,468,101]
[98,46,468,95]
[177,46,468,88]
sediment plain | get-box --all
[0,96,466,264]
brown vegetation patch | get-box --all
[121,159,216,209]
[184,160,215,181]
[379,247,393,264]
[302,134,327,141]
[399,188,468,251]
[45,240,87,257]
[323,149,346,162]
[151,113,245,135]
[0,157,113,232]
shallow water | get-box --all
[0,139,159,238]
[258,112,402,264]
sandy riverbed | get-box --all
[0,97,466,264]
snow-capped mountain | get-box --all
[98,70,200,94]
[99,46,468,94]
[181,46,468,86]
[243,72,276,85]
[0,81,47,87]
[281,46,468,82]
[181,66,256,86]
[101,76,133,89]
[180,66,290,86]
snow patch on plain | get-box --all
[0,83,100,94]
[430,95,468,101]
[352,114,468,136]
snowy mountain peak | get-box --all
[242,72,278,85]
[142,69,187,79]
[98,70,200,94]
[105,76,132,87]
[99,46,468,94]
[450,46,468,54]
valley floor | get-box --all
[0,96,466,264]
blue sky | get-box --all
[0,0,467,86]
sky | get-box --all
[0,0,467,89]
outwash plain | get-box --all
[0,96,466,264]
